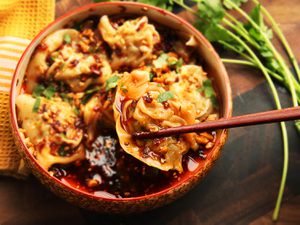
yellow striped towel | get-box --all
[0,0,55,178]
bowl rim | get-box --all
[9,1,232,202]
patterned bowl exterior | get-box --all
[9,2,232,214]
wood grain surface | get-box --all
[1,0,300,224]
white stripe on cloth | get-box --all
[0,36,30,92]
[0,36,31,45]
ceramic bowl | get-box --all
[10,2,232,214]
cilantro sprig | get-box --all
[105,75,120,91]
[32,97,41,113]
[157,91,174,103]
[153,53,169,69]
[63,34,72,44]
[33,84,56,99]
[31,84,58,112]
[149,72,155,81]
[198,79,218,108]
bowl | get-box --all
[9,2,232,214]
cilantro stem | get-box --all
[222,58,300,101]
[252,0,300,82]
[217,24,283,109]
[274,123,289,222]
[223,7,300,105]
[218,21,289,222]
[222,17,261,49]
[222,58,282,81]
[161,0,294,220]
[218,40,253,61]
[225,0,298,108]
[222,58,256,66]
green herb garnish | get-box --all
[33,84,56,99]
[43,85,56,99]
[198,80,215,98]
[63,34,71,44]
[149,72,155,81]
[198,79,218,108]
[105,75,119,91]
[49,52,59,63]
[32,84,45,98]
[157,91,174,103]
[153,53,168,68]
[176,58,183,72]
[49,56,56,63]
[32,97,41,113]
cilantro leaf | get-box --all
[198,79,218,108]
[194,0,225,24]
[149,72,155,81]
[43,85,56,99]
[32,84,45,98]
[210,95,219,109]
[32,97,41,113]
[63,34,72,44]
[176,58,183,72]
[153,53,168,68]
[195,22,231,42]
[157,91,174,103]
[248,4,262,26]
[244,4,273,41]
[106,75,120,91]
[33,84,56,99]
[198,79,215,97]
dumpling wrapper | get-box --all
[26,28,112,93]
[113,65,215,172]
[113,70,186,172]
[99,15,160,70]
[16,94,85,170]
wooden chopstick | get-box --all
[132,106,300,139]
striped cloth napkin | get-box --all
[0,0,55,178]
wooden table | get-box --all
[1,0,300,224]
